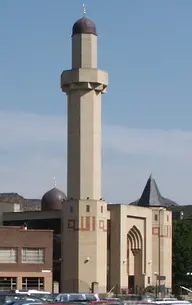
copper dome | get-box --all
[41,188,67,211]
[72,17,97,36]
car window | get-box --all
[85,295,97,301]
[69,294,84,301]
[58,296,68,302]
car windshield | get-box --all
[30,295,53,302]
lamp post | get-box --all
[158,207,166,296]
[154,272,158,299]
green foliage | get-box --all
[173,220,192,287]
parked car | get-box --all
[55,294,99,303]
[0,293,41,305]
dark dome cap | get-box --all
[72,17,97,36]
[41,187,67,211]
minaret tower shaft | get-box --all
[61,15,108,201]
[61,12,108,293]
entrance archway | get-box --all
[127,226,143,293]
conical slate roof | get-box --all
[129,175,178,208]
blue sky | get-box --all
[0,0,192,204]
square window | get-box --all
[21,248,44,264]
[68,219,76,230]
[0,248,17,263]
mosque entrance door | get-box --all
[127,226,143,293]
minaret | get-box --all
[61,10,108,293]
[61,13,108,201]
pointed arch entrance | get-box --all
[127,226,143,293]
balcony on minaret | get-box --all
[61,68,108,94]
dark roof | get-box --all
[129,175,178,208]
[0,193,41,212]
[72,17,97,36]
[0,193,24,204]
[41,188,67,211]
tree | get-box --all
[172,220,192,291]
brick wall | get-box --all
[0,227,53,272]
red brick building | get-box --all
[0,227,53,291]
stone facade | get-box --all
[59,16,172,293]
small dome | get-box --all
[72,17,97,36]
[41,188,67,211]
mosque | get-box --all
[1,13,175,294]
